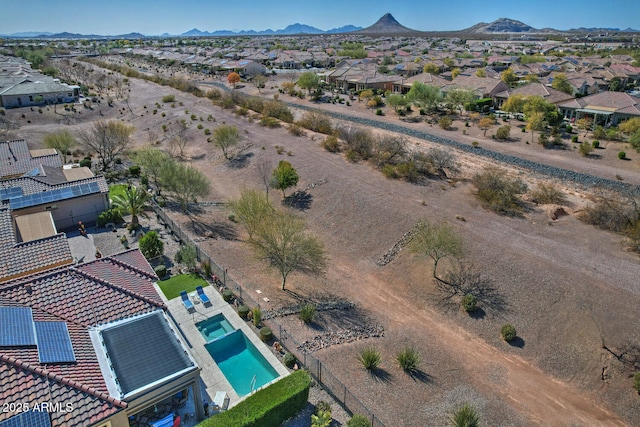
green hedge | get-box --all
[199,370,310,427]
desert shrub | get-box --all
[260,116,281,128]
[283,352,296,368]
[472,167,527,215]
[260,326,273,342]
[299,303,316,324]
[311,409,331,427]
[96,208,123,227]
[381,164,397,179]
[288,123,305,137]
[592,140,600,148]
[322,135,341,152]
[79,158,92,168]
[175,244,197,271]
[204,128,211,135]
[197,124,204,130]
[190,114,197,120]
[394,161,420,182]
[161,94,175,103]
[128,165,141,177]
[634,372,640,393]
[357,347,381,371]
[579,193,639,233]
[571,135,579,143]
[262,100,293,122]
[495,125,511,140]
[205,89,221,101]
[450,403,480,427]
[529,181,565,205]
[153,264,167,278]
[253,307,262,327]
[138,231,164,259]
[461,293,478,313]
[578,141,594,156]
[501,324,517,342]
[439,116,453,130]
[619,151,627,159]
[222,289,234,302]
[237,305,250,319]
[565,124,573,133]
[337,125,373,161]
[297,111,333,134]
[347,415,372,427]
[201,260,212,278]
[396,346,420,373]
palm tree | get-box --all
[111,185,150,230]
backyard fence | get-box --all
[149,199,385,427]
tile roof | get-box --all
[0,140,62,179]
[0,206,73,284]
[0,175,109,197]
[0,250,163,426]
[557,91,640,115]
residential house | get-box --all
[493,83,575,109]
[0,164,109,231]
[0,76,80,109]
[557,91,640,127]
[0,140,62,180]
[0,250,205,426]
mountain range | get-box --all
[1,15,637,38]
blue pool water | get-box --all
[196,314,235,342]
[205,329,279,396]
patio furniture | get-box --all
[189,291,199,304]
[150,413,174,427]
[172,390,188,409]
[213,391,229,411]
[180,291,194,311]
[196,286,210,305]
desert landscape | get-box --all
[3,56,640,426]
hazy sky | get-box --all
[1,0,638,35]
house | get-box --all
[557,91,640,127]
[0,164,110,231]
[493,83,575,109]
[0,250,205,426]
[0,77,80,109]
[0,140,62,180]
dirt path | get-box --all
[345,265,626,426]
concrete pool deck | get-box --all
[156,281,290,410]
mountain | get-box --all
[1,31,53,37]
[326,25,363,34]
[464,18,537,33]
[276,23,323,35]
[354,13,421,35]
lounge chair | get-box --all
[180,291,194,311]
[196,286,210,305]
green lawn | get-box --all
[157,273,208,300]
[109,184,128,201]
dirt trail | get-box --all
[342,265,626,426]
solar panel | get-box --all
[0,410,51,427]
[9,181,102,210]
[35,321,76,364]
[0,187,23,201]
[0,306,36,347]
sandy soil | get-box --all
[6,63,640,426]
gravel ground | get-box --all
[281,382,352,427]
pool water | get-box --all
[196,314,235,342]
[205,329,279,396]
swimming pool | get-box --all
[205,329,279,396]
[196,314,235,341]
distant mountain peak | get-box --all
[466,18,537,33]
[355,13,420,35]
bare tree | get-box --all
[168,119,191,158]
[79,120,135,171]
[426,147,460,179]
[255,157,273,199]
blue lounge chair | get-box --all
[180,291,194,311]
[196,286,210,305]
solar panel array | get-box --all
[0,410,52,427]
[9,181,100,210]
[34,321,76,364]
[0,307,36,346]
[0,187,23,201]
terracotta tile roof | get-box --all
[0,250,165,426]
[0,140,62,179]
[0,206,73,284]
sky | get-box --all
[1,0,639,35]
